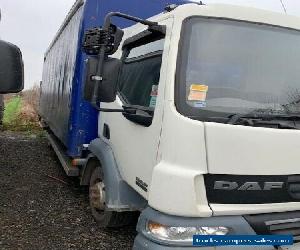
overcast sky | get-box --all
[0,0,299,89]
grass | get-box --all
[3,96,22,124]
[1,95,42,133]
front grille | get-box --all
[244,211,300,243]
[204,174,292,204]
[266,218,300,242]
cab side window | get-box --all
[118,39,165,108]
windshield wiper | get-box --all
[227,113,300,125]
[251,120,298,129]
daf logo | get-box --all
[214,181,284,191]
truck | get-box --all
[39,0,300,249]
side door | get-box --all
[99,18,173,198]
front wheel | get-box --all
[89,166,136,228]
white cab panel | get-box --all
[205,122,300,175]
[148,102,211,217]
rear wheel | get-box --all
[89,166,136,228]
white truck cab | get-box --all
[80,3,300,249]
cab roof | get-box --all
[170,3,300,31]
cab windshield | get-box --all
[176,17,300,122]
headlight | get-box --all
[146,221,229,242]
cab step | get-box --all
[46,132,80,177]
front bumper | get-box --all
[133,207,286,250]
[134,234,275,249]
[133,208,300,250]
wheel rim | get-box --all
[89,180,106,211]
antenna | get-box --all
[280,0,287,14]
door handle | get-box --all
[103,123,110,139]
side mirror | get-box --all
[0,40,24,93]
[82,12,161,107]
[84,57,121,103]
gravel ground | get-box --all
[0,132,136,250]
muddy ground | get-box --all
[0,132,136,250]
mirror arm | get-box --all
[102,12,158,30]
[91,12,160,104]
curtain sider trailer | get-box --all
[40,0,300,249]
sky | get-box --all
[0,0,300,89]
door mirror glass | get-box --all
[84,57,122,103]
[0,40,24,93]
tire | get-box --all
[89,166,136,228]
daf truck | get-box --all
[40,0,300,249]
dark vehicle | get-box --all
[0,9,24,122]
[0,40,23,93]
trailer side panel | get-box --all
[39,3,84,145]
